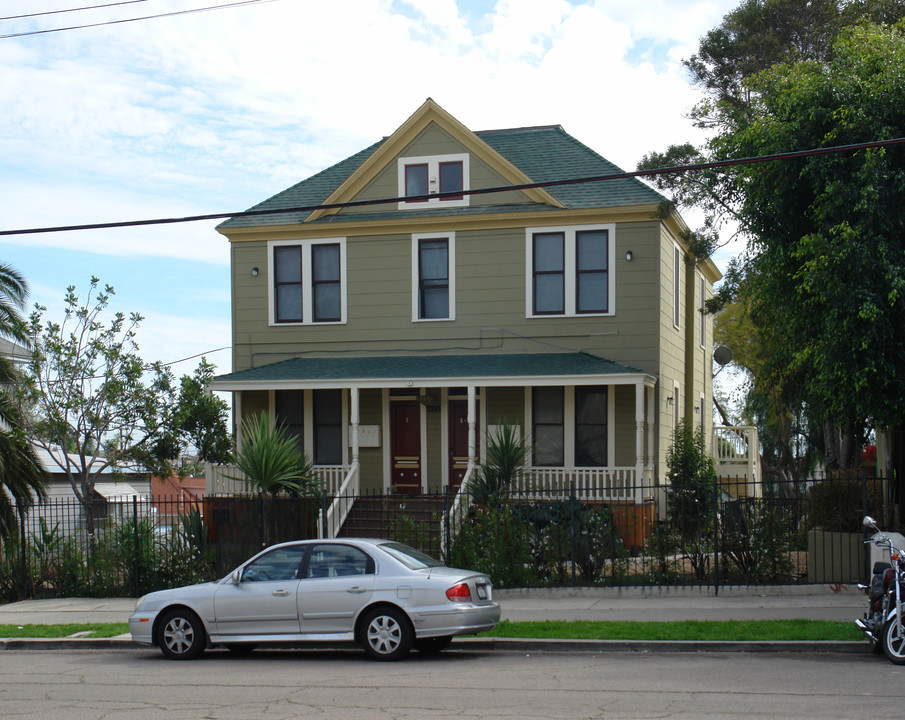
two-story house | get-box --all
[209,99,721,539]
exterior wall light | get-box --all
[251,267,259,277]
[625,250,633,261]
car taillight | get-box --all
[446,582,472,602]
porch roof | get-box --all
[211,352,653,391]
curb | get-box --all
[463,637,867,654]
[0,636,868,655]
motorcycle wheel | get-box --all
[881,618,905,664]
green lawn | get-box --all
[0,623,129,638]
[0,619,862,642]
[484,619,862,642]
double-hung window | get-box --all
[398,153,469,209]
[313,389,343,465]
[532,387,565,467]
[412,232,455,321]
[269,238,346,325]
[527,224,614,317]
[532,386,610,468]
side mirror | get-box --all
[863,516,878,529]
[231,569,243,585]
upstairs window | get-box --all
[398,153,469,209]
[527,224,614,318]
[269,238,346,325]
[413,233,455,321]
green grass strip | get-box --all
[483,619,863,642]
[0,623,130,639]
[0,619,863,642]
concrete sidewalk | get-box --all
[0,585,868,654]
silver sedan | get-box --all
[129,538,500,661]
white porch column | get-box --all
[635,379,645,502]
[350,387,360,464]
[647,384,656,472]
[467,385,477,470]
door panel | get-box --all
[391,401,421,494]
[448,399,477,492]
[212,544,306,635]
[213,580,302,635]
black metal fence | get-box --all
[1,473,893,601]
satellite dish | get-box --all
[714,346,733,366]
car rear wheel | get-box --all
[361,607,412,661]
[414,635,452,655]
[158,609,206,660]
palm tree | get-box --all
[229,413,318,496]
[0,264,49,541]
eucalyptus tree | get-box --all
[640,1,905,473]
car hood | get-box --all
[135,580,220,610]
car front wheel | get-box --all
[361,607,412,661]
[158,609,206,660]
[883,616,905,664]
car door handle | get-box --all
[272,589,290,597]
[347,586,367,594]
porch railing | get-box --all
[515,466,653,502]
[712,426,761,494]
[442,464,475,556]
[319,461,360,539]
[205,463,350,497]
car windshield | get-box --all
[379,542,444,570]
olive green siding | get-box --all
[485,386,525,428]
[230,220,666,375]
[357,389,384,492]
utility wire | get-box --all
[0,1,150,22]
[0,0,279,39]
[1,136,903,237]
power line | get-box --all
[0,1,150,22]
[0,0,280,39]
[1,136,903,237]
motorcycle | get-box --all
[855,515,905,664]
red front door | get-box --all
[448,399,477,492]
[391,401,421,494]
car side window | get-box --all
[242,545,307,582]
[305,545,374,579]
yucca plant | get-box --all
[229,413,318,496]
[469,424,531,506]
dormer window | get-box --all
[398,153,469,209]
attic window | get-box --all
[398,153,469,209]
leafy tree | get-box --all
[641,4,905,472]
[229,413,317,496]
[170,358,232,474]
[0,264,49,542]
[19,278,230,531]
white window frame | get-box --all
[698,272,706,348]
[411,232,456,322]
[673,244,681,329]
[397,153,470,210]
[268,237,347,326]
[525,223,615,318]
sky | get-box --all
[1,0,743,381]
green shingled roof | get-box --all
[218,124,664,230]
[212,352,644,388]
